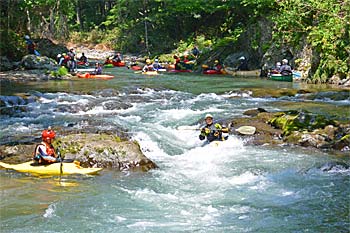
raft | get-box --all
[77,73,114,80]
[269,74,293,82]
[0,161,102,176]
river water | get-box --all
[0,70,349,232]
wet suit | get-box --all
[199,122,229,143]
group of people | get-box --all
[271,59,292,75]
[33,114,228,165]
[57,48,79,72]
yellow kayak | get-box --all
[0,161,102,176]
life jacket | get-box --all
[33,142,55,158]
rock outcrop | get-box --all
[0,133,157,172]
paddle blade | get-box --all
[177,126,200,130]
[235,126,256,135]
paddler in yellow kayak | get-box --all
[33,127,61,164]
[199,114,229,143]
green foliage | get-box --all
[271,0,350,83]
[0,30,26,60]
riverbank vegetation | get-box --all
[1,0,349,82]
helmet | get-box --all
[146,59,151,64]
[205,114,213,119]
[57,54,61,58]
[155,59,159,62]
[239,56,245,60]
[24,35,30,40]
[42,128,56,140]
[214,60,219,64]
[282,59,288,64]
[276,62,281,66]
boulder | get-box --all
[55,133,157,171]
[35,39,68,60]
[20,55,57,70]
[0,133,158,172]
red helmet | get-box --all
[42,129,56,140]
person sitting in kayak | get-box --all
[279,59,292,75]
[152,59,163,70]
[199,114,229,143]
[213,60,223,72]
[33,127,60,164]
[92,62,102,75]
[142,59,154,72]
[79,53,88,64]
[112,52,122,62]
[237,56,248,71]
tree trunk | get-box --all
[76,0,83,31]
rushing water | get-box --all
[0,70,349,232]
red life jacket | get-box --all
[34,142,55,157]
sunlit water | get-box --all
[1,70,349,232]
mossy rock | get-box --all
[269,110,335,136]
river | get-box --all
[0,69,349,232]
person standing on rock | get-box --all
[24,35,36,55]
[33,127,60,164]
[67,48,76,72]
[199,114,229,143]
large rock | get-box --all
[20,55,57,70]
[55,133,157,171]
[35,39,68,60]
[0,133,157,172]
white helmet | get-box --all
[239,56,245,60]
[24,35,30,40]
[155,59,159,62]
[276,62,281,66]
[282,59,288,64]
[205,114,213,119]
[57,54,61,58]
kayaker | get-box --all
[191,45,200,58]
[199,114,229,143]
[33,127,60,164]
[152,59,163,70]
[93,62,102,75]
[213,60,223,72]
[279,59,292,75]
[237,56,248,71]
[79,53,88,63]
[112,52,122,62]
[142,59,154,72]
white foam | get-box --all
[43,203,56,218]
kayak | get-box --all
[104,64,114,68]
[105,60,125,67]
[203,69,226,75]
[77,61,89,66]
[142,71,159,75]
[269,73,293,82]
[76,68,95,72]
[0,161,102,176]
[131,65,142,71]
[77,73,114,80]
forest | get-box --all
[1,0,349,82]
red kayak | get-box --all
[203,69,222,75]
[77,61,89,66]
[131,65,142,71]
[105,60,125,67]
[77,73,114,80]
